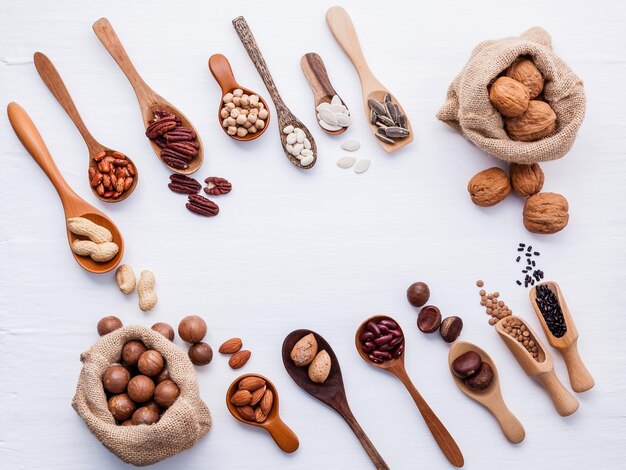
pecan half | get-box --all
[186,194,219,217]
[145,115,177,139]
[167,141,199,157]
[168,174,201,194]
[204,177,232,196]
[161,156,189,170]
[164,127,196,142]
[161,147,193,162]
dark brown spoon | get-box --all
[282,329,389,470]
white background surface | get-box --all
[1,0,625,469]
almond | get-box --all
[219,338,243,354]
[229,350,251,369]
[260,389,274,416]
[230,389,252,406]
[236,405,255,421]
[238,376,266,392]
[250,386,266,406]
[254,407,267,423]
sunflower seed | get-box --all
[398,114,406,128]
[377,127,390,136]
[375,133,395,144]
[384,93,392,104]
[385,127,410,138]
[376,122,387,128]
[368,99,387,117]
[377,115,395,127]
[388,104,399,124]
[370,109,378,124]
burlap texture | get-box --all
[72,325,212,466]
[437,27,585,164]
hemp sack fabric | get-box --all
[437,27,585,164]
[72,325,211,466]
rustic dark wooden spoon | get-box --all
[282,329,389,469]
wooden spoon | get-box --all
[208,53,270,141]
[530,281,594,393]
[326,6,413,152]
[232,16,317,169]
[300,53,349,135]
[448,341,525,444]
[92,18,203,175]
[495,316,579,416]
[355,315,464,468]
[226,373,299,453]
[282,329,389,470]
[7,103,124,274]
[33,52,138,203]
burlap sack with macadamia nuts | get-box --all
[72,325,211,467]
[437,27,585,164]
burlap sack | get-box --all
[437,27,585,164]
[72,325,212,466]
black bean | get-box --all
[517,248,524,252]
[534,252,540,256]
[535,284,567,338]
[516,256,521,262]
[516,280,522,286]
[519,243,526,247]
[526,253,532,257]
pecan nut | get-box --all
[186,194,219,217]
[161,156,188,170]
[161,147,193,163]
[168,174,201,194]
[165,127,196,142]
[204,177,232,196]
[145,116,177,139]
[167,141,199,157]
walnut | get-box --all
[506,59,544,99]
[467,167,512,207]
[505,100,556,142]
[489,77,530,118]
[523,192,569,234]
[509,163,544,197]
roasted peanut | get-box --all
[115,264,136,294]
[71,240,119,262]
[67,217,112,243]
[138,270,157,312]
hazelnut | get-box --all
[156,367,171,384]
[464,362,495,391]
[505,100,556,142]
[127,375,155,403]
[406,281,430,307]
[108,393,136,421]
[417,305,442,333]
[509,163,544,197]
[523,192,569,234]
[467,167,511,207]
[131,406,160,425]
[451,351,482,379]
[154,379,180,408]
[489,77,530,118]
[137,350,164,377]
[440,316,463,343]
[122,340,147,366]
[97,316,123,336]
[178,315,207,343]
[151,322,175,341]
[188,342,213,366]
[506,59,544,99]
[102,365,131,394]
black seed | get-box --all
[532,261,536,266]
[527,246,532,252]
[516,280,522,286]
[535,284,567,338]
[517,248,524,252]
[526,253,532,257]
[519,243,526,247]
[516,256,521,262]
[534,252,540,256]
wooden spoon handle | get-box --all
[208,54,239,94]
[265,417,299,453]
[33,52,99,151]
[537,370,579,416]
[300,53,335,101]
[561,343,595,393]
[7,102,75,201]
[338,407,390,470]
[489,399,526,444]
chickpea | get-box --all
[233,88,243,97]
[249,95,259,107]
[236,114,247,126]
[222,118,229,128]
[227,126,237,135]
[243,120,252,129]
[258,102,264,110]
[225,102,235,111]
[223,93,234,103]
[236,127,248,137]
[248,126,258,134]
[247,114,257,124]
[240,108,249,116]
[232,96,241,106]
[226,117,236,127]
[255,119,265,130]
[220,107,229,119]
[230,108,240,119]
[258,109,268,120]
[240,97,250,107]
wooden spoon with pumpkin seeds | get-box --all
[326,6,413,152]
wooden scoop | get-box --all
[33,52,138,203]
[226,373,299,453]
[92,18,203,175]
[326,6,413,152]
[300,53,348,135]
[355,315,464,468]
[530,281,594,393]
[7,103,124,274]
[282,329,389,469]
[495,316,579,417]
[448,341,525,444]
[232,16,317,169]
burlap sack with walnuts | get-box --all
[437,27,585,164]
[72,325,212,467]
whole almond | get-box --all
[260,389,274,416]
[236,405,255,421]
[229,350,251,369]
[254,407,267,423]
[250,386,266,406]
[238,376,266,392]
[219,338,243,354]
[230,389,252,406]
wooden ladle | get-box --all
[326,6,413,152]
[7,103,124,274]
[355,315,464,468]
[530,281,594,393]
[495,316,579,417]
[208,53,270,141]
[300,53,349,135]
[448,341,525,444]
[282,329,389,470]
[33,52,138,203]
[232,16,317,169]
[226,373,299,453]
[92,18,203,175]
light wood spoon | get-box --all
[530,281,594,393]
[282,329,389,469]
[356,315,464,468]
[300,53,349,135]
[496,316,579,417]
[448,341,525,444]
[226,373,299,453]
[232,16,317,169]
[208,53,270,141]
[92,18,203,175]
[33,52,138,203]
[326,6,413,152]
[7,102,124,274]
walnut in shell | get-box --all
[523,192,569,234]
[506,59,544,99]
[505,100,556,142]
[467,167,512,207]
[489,77,530,118]
[509,163,544,197]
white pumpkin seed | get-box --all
[341,140,360,152]
[300,155,314,166]
[319,120,342,132]
[318,109,338,126]
[331,95,342,106]
[330,104,347,115]
[337,156,356,169]
[354,159,371,174]
[316,102,331,112]
[336,114,352,127]
[283,125,294,134]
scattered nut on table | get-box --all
[137,270,157,311]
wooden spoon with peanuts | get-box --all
[34,52,138,202]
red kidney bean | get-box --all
[368,355,383,364]
[360,317,405,364]
[393,344,404,357]
[363,341,376,352]
[359,331,375,342]
[366,322,381,336]
[374,334,393,346]
[380,319,398,329]
[373,350,392,360]
[378,324,390,335]
[389,336,404,347]
[389,329,402,337]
